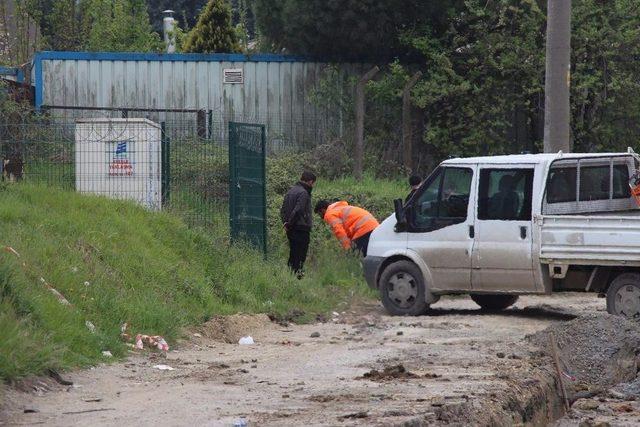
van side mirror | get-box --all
[394,198,407,232]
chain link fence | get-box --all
[0,106,340,231]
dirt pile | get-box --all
[197,314,274,343]
[528,313,640,391]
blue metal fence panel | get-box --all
[33,51,349,149]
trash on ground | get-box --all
[85,321,96,333]
[233,417,248,427]
[193,333,202,338]
[134,334,169,351]
[153,364,175,371]
[101,351,113,358]
[120,323,130,341]
[238,336,254,345]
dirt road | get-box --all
[1,293,635,426]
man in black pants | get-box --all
[280,171,316,279]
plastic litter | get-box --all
[238,336,254,345]
[85,321,96,333]
[153,364,175,371]
[193,333,202,338]
[233,417,248,426]
[101,351,113,358]
[134,334,169,351]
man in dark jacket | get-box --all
[280,171,317,278]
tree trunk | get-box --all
[354,66,379,181]
[402,71,422,172]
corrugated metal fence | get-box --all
[34,51,357,151]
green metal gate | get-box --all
[229,122,267,255]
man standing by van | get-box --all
[281,171,317,278]
[314,200,379,256]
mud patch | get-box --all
[268,309,306,326]
[357,364,441,382]
[198,313,274,343]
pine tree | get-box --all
[182,0,239,53]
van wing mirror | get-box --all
[394,198,407,232]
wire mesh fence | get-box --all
[0,107,340,232]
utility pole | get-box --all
[354,66,379,181]
[543,0,571,153]
[402,71,422,172]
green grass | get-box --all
[0,182,381,382]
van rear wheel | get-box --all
[606,273,640,318]
[470,294,519,311]
[379,261,427,316]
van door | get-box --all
[472,167,536,291]
[406,165,476,291]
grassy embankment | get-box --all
[0,176,404,382]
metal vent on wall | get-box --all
[223,68,244,84]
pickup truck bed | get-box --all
[539,212,640,266]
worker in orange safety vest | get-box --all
[314,200,379,256]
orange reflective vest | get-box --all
[323,201,379,249]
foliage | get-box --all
[81,0,164,52]
[569,0,640,152]
[301,0,640,174]
[145,0,208,32]
[406,0,547,161]
[182,0,240,53]
[24,0,163,52]
[252,0,459,60]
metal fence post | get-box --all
[261,124,267,259]
[161,121,170,207]
[197,110,206,139]
[228,121,236,240]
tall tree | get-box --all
[81,0,163,52]
[25,0,162,52]
[182,0,239,53]
[253,0,461,60]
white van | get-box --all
[363,151,640,316]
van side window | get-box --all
[478,169,534,221]
[613,165,631,198]
[579,165,630,201]
[410,167,472,232]
[547,167,577,203]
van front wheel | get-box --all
[379,261,427,316]
[470,294,519,311]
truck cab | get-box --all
[364,151,640,316]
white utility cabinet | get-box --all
[75,118,162,210]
